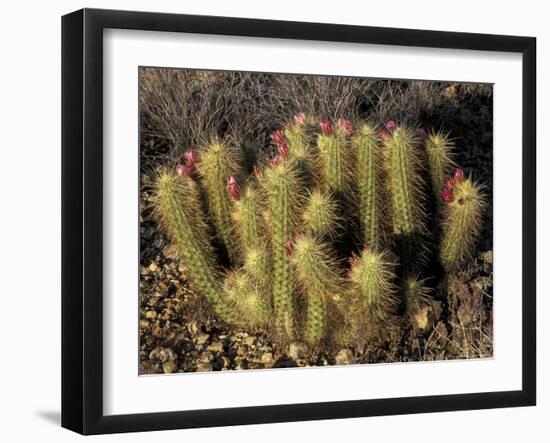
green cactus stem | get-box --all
[348,248,397,320]
[232,185,263,253]
[291,234,342,345]
[440,175,485,271]
[317,123,349,194]
[353,123,384,250]
[425,131,453,196]
[302,189,339,237]
[284,122,316,184]
[243,243,271,289]
[196,139,240,263]
[154,170,235,323]
[386,126,425,237]
[224,270,270,328]
[262,161,301,340]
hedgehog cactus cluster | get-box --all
[155,114,485,349]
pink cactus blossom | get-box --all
[384,120,397,132]
[226,176,241,200]
[270,154,282,166]
[253,164,263,180]
[347,251,359,267]
[454,168,464,183]
[271,129,286,145]
[176,163,194,178]
[284,238,293,257]
[183,149,198,165]
[441,187,453,203]
[416,128,427,138]
[277,142,289,160]
[446,177,455,190]
[337,117,354,136]
[294,112,306,126]
[319,119,332,136]
[377,128,390,142]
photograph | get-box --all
[138,67,494,374]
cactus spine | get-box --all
[155,170,235,323]
[353,124,383,250]
[263,161,300,339]
[425,131,453,195]
[440,174,485,271]
[349,248,397,320]
[292,235,342,345]
[403,275,432,316]
[196,139,239,263]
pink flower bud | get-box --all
[454,168,464,183]
[226,176,240,200]
[384,120,397,132]
[294,112,306,126]
[277,142,289,160]
[284,238,293,257]
[446,177,455,190]
[377,128,390,142]
[441,187,453,203]
[319,119,332,136]
[176,163,195,178]
[347,251,359,267]
[337,117,354,136]
[270,154,282,166]
[416,128,427,139]
[271,129,285,145]
[253,164,263,180]
[183,149,198,165]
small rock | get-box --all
[145,310,157,320]
[244,336,256,346]
[236,346,246,357]
[148,262,159,272]
[196,333,209,345]
[335,348,353,365]
[261,352,274,366]
[207,342,224,353]
[288,342,305,360]
[196,363,213,372]
[162,360,177,374]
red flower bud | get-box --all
[284,238,293,257]
[226,175,240,200]
[277,142,289,160]
[454,168,464,183]
[176,163,195,178]
[377,128,390,142]
[441,187,453,203]
[446,177,455,190]
[271,129,285,145]
[319,119,332,136]
[416,128,427,139]
[294,112,306,125]
[183,149,198,165]
[347,251,359,267]
[253,164,263,180]
[270,154,282,166]
[384,120,397,131]
[337,117,354,136]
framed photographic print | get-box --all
[61,8,536,435]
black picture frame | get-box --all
[61,8,537,435]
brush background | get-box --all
[0,0,546,442]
